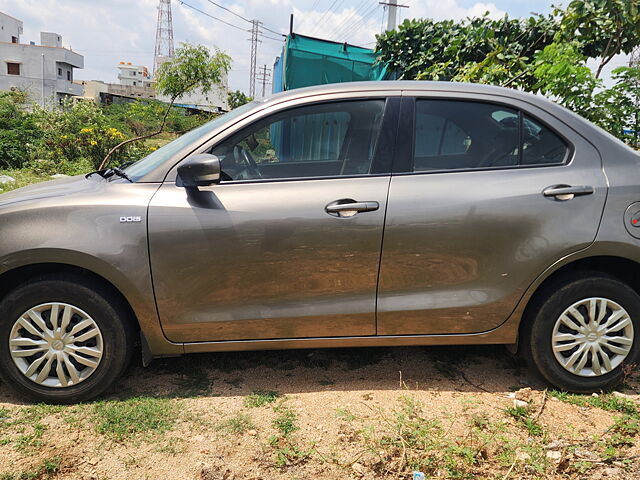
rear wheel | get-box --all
[524,273,640,392]
[0,275,135,403]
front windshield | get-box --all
[123,101,258,181]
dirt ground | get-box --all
[1,345,640,480]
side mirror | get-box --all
[176,154,221,187]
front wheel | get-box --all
[0,275,135,403]
[524,273,640,393]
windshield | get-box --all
[123,101,258,181]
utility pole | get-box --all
[379,2,408,31]
[249,20,262,98]
[257,64,271,97]
[153,0,175,76]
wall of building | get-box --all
[0,12,22,43]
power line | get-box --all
[203,0,285,37]
[178,0,248,33]
[330,0,374,40]
[309,0,341,36]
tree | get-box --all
[227,90,253,110]
[559,0,640,78]
[375,13,559,89]
[99,43,231,169]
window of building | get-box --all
[132,81,137,86]
[67,71,71,81]
[58,67,63,76]
[11,36,18,43]
[131,71,136,76]
[413,100,569,172]
[7,63,20,76]
[211,100,386,181]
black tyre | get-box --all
[0,275,135,403]
[523,273,640,393]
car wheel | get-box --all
[0,275,135,403]
[524,273,640,393]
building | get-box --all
[78,79,156,104]
[117,62,153,88]
[0,11,83,105]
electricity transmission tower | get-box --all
[257,64,271,97]
[154,0,175,76]
[379,1,408,31]
[249,20,262,97]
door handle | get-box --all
[543,185,594,201]
[325,200,379,217]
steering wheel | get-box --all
[233,146,261,179]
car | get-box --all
[1,80,639,403]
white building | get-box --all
[117,62,153,88]
[0,11,83,105]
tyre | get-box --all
[0,275,135,403]
[523,273,640,393]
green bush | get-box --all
[0,91,41,169]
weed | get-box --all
[504,405,543,437]
[217,413,255,434]
[335,408,356,422]
[244,390,279,408]
[273,407,298,437]
[93,396,177,441]
[548,391,639,417]
[0,456,61,480]
[268,436,314,467]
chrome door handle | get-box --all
[543,185,594,201]
[325,200,379,217]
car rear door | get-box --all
[377,94,607,335]
[148,95,400,343]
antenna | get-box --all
[154,0,175,76]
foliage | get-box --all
[559,0,640,78]
[376,13,558,89]
[228,90,253,110]
[0,91,41,169]
[155,43,231,103]
[29,99,153,170]
[596,67,640,148]
[244,390,279,408]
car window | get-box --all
[413,100,569,172]
[522,115,569,165]
[211,100,385,181]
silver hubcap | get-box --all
[9,303,103,387]
[552,297,634,377]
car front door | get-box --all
[148,97,399,343]
[377,95,608,335]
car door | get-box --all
[377,95,608,335]
[148,97,399,343]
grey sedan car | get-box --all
[1,81,639,403]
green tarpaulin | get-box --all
[273,34,388,92]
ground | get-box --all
[1,346,640,480]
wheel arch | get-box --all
[518,255,640,344]
[0,262,141,334]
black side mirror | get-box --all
[176,154,221,187]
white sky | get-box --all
[1,0,628,94]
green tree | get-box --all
[100,43,231,169]
[595,67,640,148]
[227,90,253,110]
[559,0,640,78]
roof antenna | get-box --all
[289,14,295,38]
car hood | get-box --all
[0,175,102,208]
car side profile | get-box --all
[1,81,640,403]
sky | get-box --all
[0,0,629,94]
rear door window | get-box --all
[413,100,569,172]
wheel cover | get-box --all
[9,303,104,388]
[552,297,634,377]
